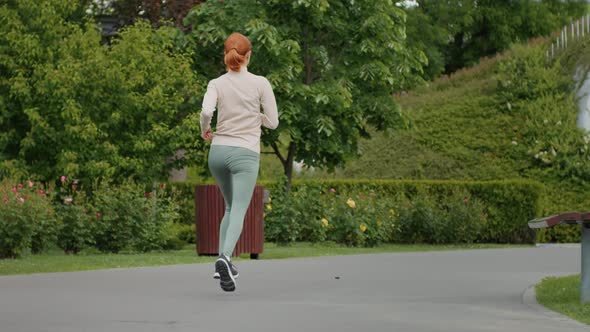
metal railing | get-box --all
[547,15,590,60]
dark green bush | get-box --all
[161,222,189,250]
[537,224,581,243]
[174,223,196,244]
[164,182,197,225]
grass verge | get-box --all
[0,242,526,276]
[536,274,590,325]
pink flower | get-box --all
[28,181,34,188]
[11,187,16,193]
[17,183,23,189]
[72,184,78,191]
[60,176,67,183]
[18,197,25,203]
[65,197,73,203]
[2,197,7,203]
[144,192,151,198]
[96,213,102,218]
[330,188,336,193]
[38,189,44,195]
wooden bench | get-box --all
[529,212,590,303]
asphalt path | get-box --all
[0,247,587,332]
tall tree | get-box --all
[405,0,587,77]
[185,0,426,192]
[88,0,203,29]
[0,0,201,184]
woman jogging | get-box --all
[200,32,279,292]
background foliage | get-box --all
[0,0,201,185]
[405,0,587,78]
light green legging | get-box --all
[208,145,260,257]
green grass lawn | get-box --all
[0,242,526,276]
[536,275,590,325]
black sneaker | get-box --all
[213,260,239,279]
[215,255,236,292]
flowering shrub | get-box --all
[293,185,328,243]
[265,184,398,247]
[325,196,368,247]
[394,196,438,244]
[90,181,181,253]
[55,177,93,254]
[436,193,487,244]
[0,180,56,258]
[261,179,538,246]
[359,197,397,246]
[263,178,300,244]
[497,44,590,185]
[57,202,92,254]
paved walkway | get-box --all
[0,247,587,332]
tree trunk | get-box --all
[283,143,296,194]
[270,141,295,194]
[276,23,312,193]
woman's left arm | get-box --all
[260,78,279,130]
[200,80,218,139]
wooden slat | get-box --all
[528,214,561,228]
[561,212,583,222]
[528,211,590,229]
[196,184,264,257]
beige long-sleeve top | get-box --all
[200,67,279,154]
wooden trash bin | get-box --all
[195,184,265,259]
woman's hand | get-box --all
[201,129,213,141]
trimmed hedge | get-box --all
[175,179,544,245]
[282,179,543,244]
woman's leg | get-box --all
[207,146,233,255]
[219,148,259,257]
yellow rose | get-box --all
[389,209,395,215]
[268,197,272,203]
[266,204,272,211]
[359,223,367,233]
[346,198,356,208]
[321,218,329,227]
